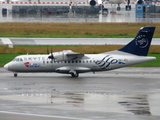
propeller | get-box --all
[48,53,54,60]
[47,47,49,54]
[48,48,54,60]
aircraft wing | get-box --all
[50,50,89,61]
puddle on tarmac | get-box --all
[0,91,160,116]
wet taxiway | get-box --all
[0,67,160,120]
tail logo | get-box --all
[135,35,148,48]
[95,55,118,69]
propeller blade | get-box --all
[48,54,54,59]
[47,47,49,54]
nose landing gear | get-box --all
[14,72,18,77]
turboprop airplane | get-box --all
[89,0,124,11]
[4,26,156,77]
[106,0,124,11]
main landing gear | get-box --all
[117,4,121,11]
[69,70,79,77]
[71,72,79,77]
[69,69,79,77]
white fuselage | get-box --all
[4,53,155,74]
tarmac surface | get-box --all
[1,38,160,45]
[0,67,160,120]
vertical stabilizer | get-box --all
[119,27,155,56]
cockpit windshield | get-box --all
[12,58,23,62]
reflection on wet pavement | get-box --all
[1,67,160,120]
[119,95,151,115]
[0,89,159,115]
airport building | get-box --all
[0,0,160,14]
[1,0,104,14]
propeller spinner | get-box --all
[48,53,54,59]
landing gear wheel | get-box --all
[117,6,121,11]
[14,73,18,77]
[126,5,131,11]
[71,73,79,77]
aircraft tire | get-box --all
[14,73,17,77]
[71,73,79,77]
[90,0,96,6]
[126,5,131,11]
[117,6,121,11]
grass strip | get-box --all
[0,22,160,38]
[1,45,160,54]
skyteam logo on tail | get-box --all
[135,34,148,48]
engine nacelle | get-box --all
[53,53,68,61]
[51,50,74,61]
[90,0,96,6]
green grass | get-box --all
[0,22,160,38]
[0,54,22,67]
[1,45,160,54]
[0,53,159,67]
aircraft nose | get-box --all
[4,63,9,70]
